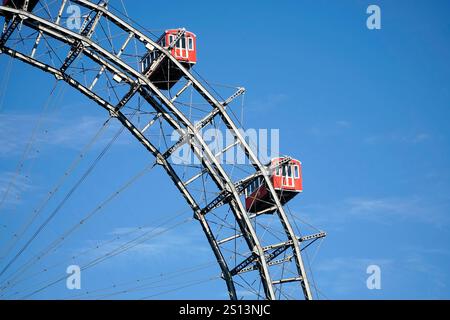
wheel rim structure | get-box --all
[0,0,325,300]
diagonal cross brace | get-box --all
[0,17,20,47]
[60,4,105,73]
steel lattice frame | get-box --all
[0,0,325,300]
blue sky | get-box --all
[0,0,450,299]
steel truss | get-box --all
[0,0,325,300]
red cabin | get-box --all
[245,158,303,214]
[2,0,39,11]
[161,29,197,64]
[141,28,197,90]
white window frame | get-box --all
[188,37,194,51]
[169,35,175,47]
[275,166,281,176]
[294,165,300,179]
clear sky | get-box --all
[0,0,449,300]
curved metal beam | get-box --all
[0,2,314,299]
[0,45,238,300]
[1,6,277,298]
[70,0,313,299]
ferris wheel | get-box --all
[0,0,326,300]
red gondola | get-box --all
[245,158,303,214]
[2,0,39,11]
[140,28,197,90]
[161,29,197,64]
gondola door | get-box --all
[179,36,188,59]
[282,165,294,188]
[173,36,188,60]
